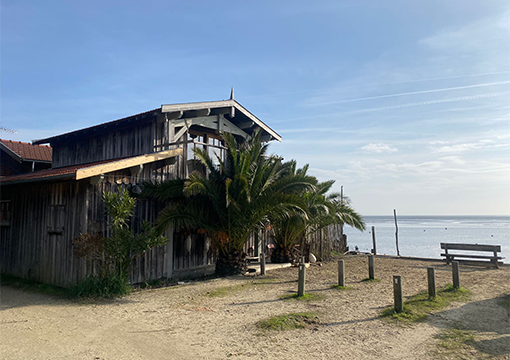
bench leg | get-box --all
[493,252,499,269]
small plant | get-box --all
[279,292,325,301]
[436,328,475,350]
[361,278,381,283]
[257,312,319,331]
[330,284,353,290]
[72,189,167,298]
[68,274,131,298]
[381,284,471,324]
[206,283,249,297]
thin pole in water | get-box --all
[394,209,400,256]
[371,226,376,255]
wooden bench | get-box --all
[441,243,504,268]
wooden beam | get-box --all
[161,100,234,113]
[184,109,210,118]
[173,124,189,142]
[218,116,248,138]
[238,121,254,129]
[166,111,183,120]
[129,164,143,175]
[170,115,248,139]
[160,99,282,142]
[76,148,182,180]
[89,175,104,185]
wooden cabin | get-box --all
[0,95,281,287]
[0,139,52,177]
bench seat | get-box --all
[440,243,503,268]
[441,253,504,260]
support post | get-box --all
[493,250,499,269]
[254,231,260,257]
[371,226,376,255]
[427,267,436,299]
[298,258,306,297]
[260,252,266,276]
[452,261,460,289]
[368,255,375,280]
[393,275,403,313]
[338,260,345,287]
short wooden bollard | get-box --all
[427,267,436,298]
[452,261,460,289]
[368,255,375,280]
[393,275,403,313]
[260,253,266,276]
[298,259,306,297]
[338,260,345,287]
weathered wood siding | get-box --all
[2,116,233,286]
[0,153,214,286]
[51,117,175,168]
[1,180,89,287]
[52,121,155,168]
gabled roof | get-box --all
[32,99,281,145]
[0,148,182,186]
[0,139,52,162]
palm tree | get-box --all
[270,167,365,263]
[143,130,315,275]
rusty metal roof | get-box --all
[0,158,121,185]
[0,139,52,162]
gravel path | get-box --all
[1,256,508,359]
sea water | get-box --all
[343,216,510,263]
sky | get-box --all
[1,1,509,216]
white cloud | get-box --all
[439,156,466,165]
[360,143,398,153]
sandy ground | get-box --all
[1,256,509,360]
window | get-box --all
[48,205,66,235]
[0,200,11,226]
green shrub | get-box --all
[69,274,131,298]
[72,189,166,298]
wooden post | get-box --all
[452,261,460,289]
[371,226,376,255]
[340,186,344,240]
[427,267,436,299]
[254,230,260,257]
[393,209,400,256]
[368,255,375,280]
[260,252,266,276]
[298,258,306,297]
[393,275,403,313]
[338,260,345,287]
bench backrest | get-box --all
[441,243,501,252]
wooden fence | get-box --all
[242,224,348,262]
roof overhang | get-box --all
[0,142,22,163]
[0,148,182,186]
[33,99,281,145]
[161,100,281,142]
